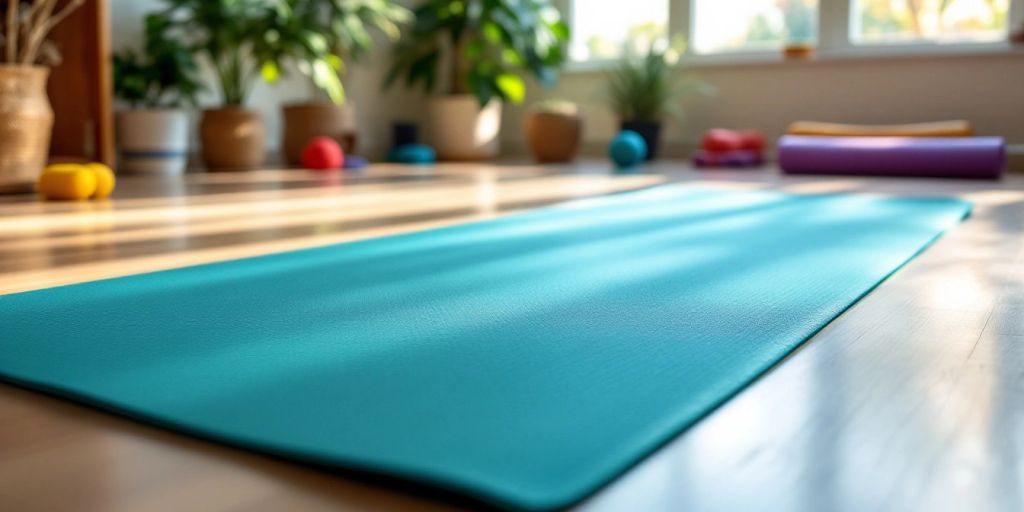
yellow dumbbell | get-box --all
[86,163,116,199]
[38,163,116,201]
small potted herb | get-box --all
[157,0,278,170]
[604,36,705,160]
[113,13,201,174]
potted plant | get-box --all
[0,0,84,191]
[604,36,699,161]
[113,13,201,174]
[279,0,411,165]
[158,0,291,170]
[522,99,581,163]
[386,0,570,161]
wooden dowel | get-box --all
[5,1,17,63]
[21,0,81,64]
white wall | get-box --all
[112,1,1024,163]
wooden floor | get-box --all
[1,162,1022,512]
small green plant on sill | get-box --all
[604,28,713,124]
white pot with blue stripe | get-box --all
[116,109,190,174]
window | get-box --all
[852,0,1011,44]
[568,0,669,61]
[692,0,819,54]
[565,0,1020,63]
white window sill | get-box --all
[564,42,1024,73]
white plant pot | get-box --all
[426,95,502,161]
[116,109,190,174]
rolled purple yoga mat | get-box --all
[778,135,1005,179]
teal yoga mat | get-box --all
[0,186,970,511]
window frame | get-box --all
[562,0,1024,70]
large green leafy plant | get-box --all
[386,0,570,106]
[158,0,409,107]
[154,0,340,107]
[276,0,412,103]
[112,14,202,109]
[157,0,284,107]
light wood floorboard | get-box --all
[2,162,1022,512]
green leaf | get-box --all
[549,20,570,42]
[327,54,344,72]
[311,59,345,104]
[465,40,485,60]
[482,21,503,43]
[261,61,280,83]
[495,73,526,104]
[502,48,524,66]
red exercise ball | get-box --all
[300,137,344,171]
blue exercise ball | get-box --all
[388,144,436,165]
[608,130,648,168]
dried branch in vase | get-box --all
[1,0,84,65]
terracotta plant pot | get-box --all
[0,65,53,193]
[427,95,502,161]
[199,107,266,170]
[523,108,582,163]
[116,109,190,174]
[282,102,357,166]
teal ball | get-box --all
[388,144,436,165]
[608,131,648,168]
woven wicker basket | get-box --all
[0,65,53,193]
